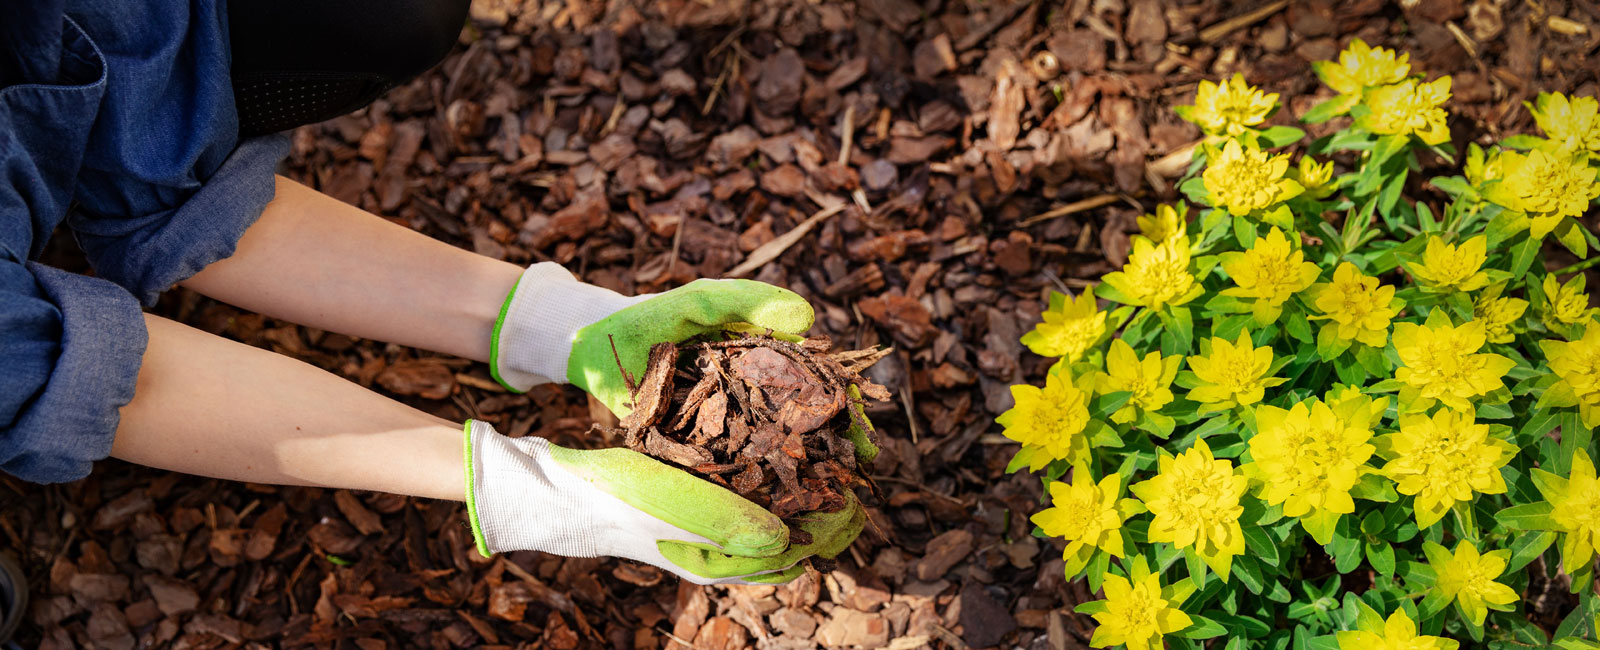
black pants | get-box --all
[228,0,469,137]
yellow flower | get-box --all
[1423,540,1519,626]
[1543,273,1598,330]
[1393,318,1515,411]
[1379,409,1513,528]
[1530,92,1600,153]
[1540,323,1600,428]
[1534,449,1600,573]
[1219,227,1321,324]
[1132,440,1248,578]
[1306,262,1401,348]
[1358,77,1452,145]
[1101,339,1182,424]
[1473,287,1528,344]
[1087,562,1193,650]
[1202,139,1304,217]
[1136,203,1188,247]
[1186,331,1287,411]
[1337,607,1457,650]
[1248,399,1376,544]
[998,370,1092,471]
[1177,74,1278,137]
[1293,156,1338,199]
[1033,471,1133,575]
[1314,38,1411,97]
[1481,148,1600,239]
[1022,291,1108,362]
[1405,236,1491,292]
[1101,237,1201,310]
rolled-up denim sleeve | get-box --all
[0,261,146,483]
[62,0,291,305]
[69,134,289,305]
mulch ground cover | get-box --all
[5,0,1599,647]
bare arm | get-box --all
[111,313,465,500]
[180,175,522,362]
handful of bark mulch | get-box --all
[612,333,892,533]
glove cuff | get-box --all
[464,419,601,558]
[489,263,645,392]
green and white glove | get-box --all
[463,420,864,584]
[489,262,814,415]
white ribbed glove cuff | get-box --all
[463,421,731,581]
[490,263,649,391]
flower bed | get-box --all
[1005,39,1600,648]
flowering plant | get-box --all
[1004,39,1600,647]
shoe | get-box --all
[0,551,24,644]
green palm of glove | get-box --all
[548,445,865,582]
[568,279,814,416]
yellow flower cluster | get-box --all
[1084,562,1192,650]
[1534,449,1600,572]
[1202,139,1304,218]
[1379,409,1513,528]
[1337,607,1456,650]
[1185,331,1286,411]
[1313,38,1410,104]
[1424,540,1518,626]
[1022,291,1107,363]
[998,370,1092,471]
[1307,262,1402,348]
[1248,392,1382,543]
[1032,471,1134,576]
[1220,227,1320,324]
[1483,148,1600,239]
[1540,323,1600,427]
[1176,74,1279,137]
[1392,317,1515,411]
[1530,92,1600,153]
[1101,236,1201,310]
[1358,77,1452,145]
[1406,236,1490,293]
[1132,440,1248,578]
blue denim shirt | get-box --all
[2,0,289,483]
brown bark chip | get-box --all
[613,333,889,551]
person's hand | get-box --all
[489,263,813,415]
[463,421,864,584]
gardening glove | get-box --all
[463,420,865,585]
[489,262,815,416]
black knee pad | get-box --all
[228,0,468,137]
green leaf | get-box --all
[1212,613,1273,638]
[1185,546,1207,590]
[1178,615,1229,639]
[1377,166,1409,218]
[1498,502,1558,530]
[1260,126,1308,148]
[1244,526,1281,568]
[1301,97,1348,124]
[1428,175,1475,200]
[1233,556,1265,594]
[1508,530,1559,573]
[1328,528,1363,574]
[1500,134,1548,150]
[1074,600,1111,615]
[1366,540,1396,577]
[1180,176,1210,204]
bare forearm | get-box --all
[112,313,464,500]
[181,175,521,362]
